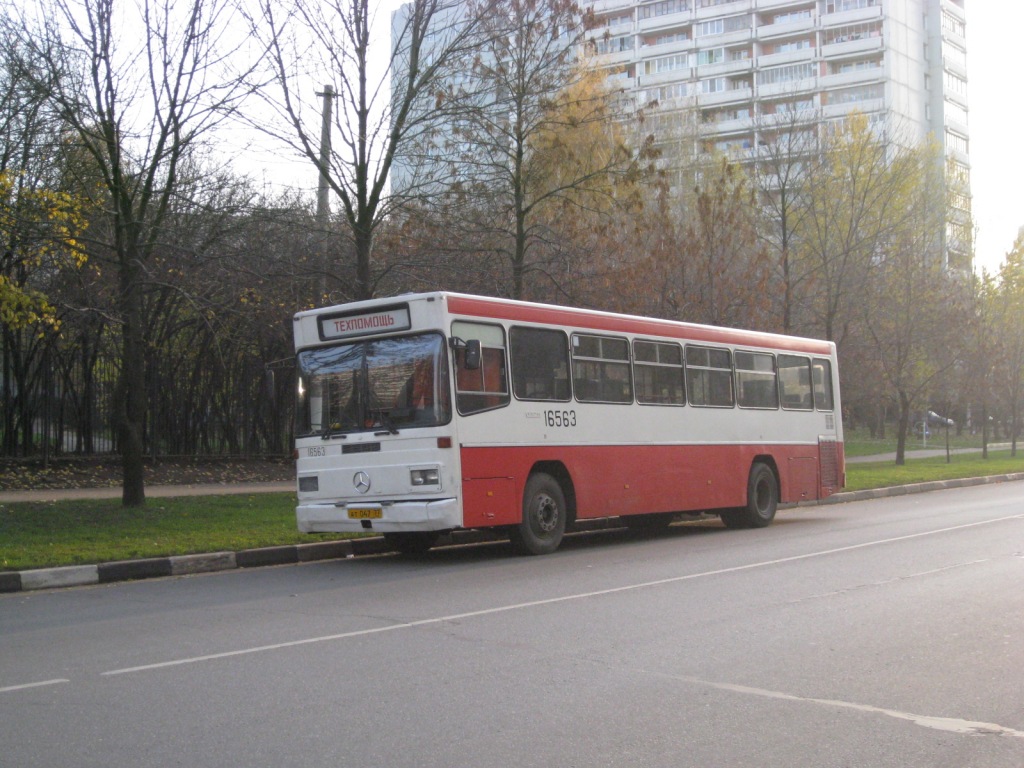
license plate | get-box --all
[348,507,383,520]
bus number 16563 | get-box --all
[545,410,577,428]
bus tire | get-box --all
[384,531,440,555]
[510,473,566,556]
[720,462,778,529]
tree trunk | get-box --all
[118,265,147,506]
[895,391,910,466]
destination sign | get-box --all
[320,307,411,340]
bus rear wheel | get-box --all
[510,473,566,556]
[720,462,778,529]
[384,531,440,555]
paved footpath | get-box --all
[0,481,294,504]
[3,465,1023,595]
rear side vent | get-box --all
[343,442,381,455]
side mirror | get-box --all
[464,339,482,370]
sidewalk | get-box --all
[846,442,1012,464]
[3,463,1024,595]
[0,481,294,504]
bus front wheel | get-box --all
[510,473,566,556]
[720,462,778,529]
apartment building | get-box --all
[588,0,971,269]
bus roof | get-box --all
[295,292,835,357]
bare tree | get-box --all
[249,0,491,302]
[797,115,920,347]
[752,107,820,334]
[438,0,639,300]
[17,0,254,505]
[861,142,968,464]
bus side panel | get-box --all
[460,444,824,526]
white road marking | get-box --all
[677,676,1024,739]
[102,512,1024,677]
[0,678,69,694]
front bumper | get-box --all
[296,497,460,534]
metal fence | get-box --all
[1,330,294,461]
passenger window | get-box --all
[452,321,510,414]
[778,354,813,410]
[573,334,632,403]
[812,358,834,411]
[686,346,734,407]
[509,327,571,401]
[736,351,779,409]
[634,340,685,405]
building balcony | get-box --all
[944,115,968,138]
[639,37,695,55]
[696,86,754,106]
[757,78,816,99]
[756,47,814,68]
[756,0,816,9]
[697,58,753,78]
[694,0,748,21]
[639,69,695,87]
[696,28,754,46]
[821,5,882,27]
[822,98,883,119]
[756,15,816,40]
[589,0,637,16]
[819,68,882,90]
[599,49,638,67]
[943,56,967,81]
[821,35,883,59]
[637,14,693,35]
[700,116,755,136]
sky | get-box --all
[242,1,1020,276]
[964,4,1022,274]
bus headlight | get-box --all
[410,468,440,486]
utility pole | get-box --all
[316,84,334,301]
[316,84,333,223]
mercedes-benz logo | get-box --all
[353,471,371,494]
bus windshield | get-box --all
[296,332,451,437]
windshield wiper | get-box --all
[370,408,399,435]
[320,427,350,441]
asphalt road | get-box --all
[2,484,1023,767]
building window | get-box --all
[944,129,968,155]
[824,22,882,44]
[823,83,883,104]
[941,11,965,38]
[640,0,689,19]
[826,0,878,12]
[772,9,812,25]
[697,47,725,65]
[645,54,690,75]
[757,62,814,86]
[770,38,812,54]
[943,44,966,69]
[944,71,967,96]
[944,99,968,126]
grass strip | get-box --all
[0,493,353,572]
[845,450,1024,491]
[3,451,1024,571]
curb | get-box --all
[4,472,1023,594]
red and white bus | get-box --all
[293,292,844,555]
